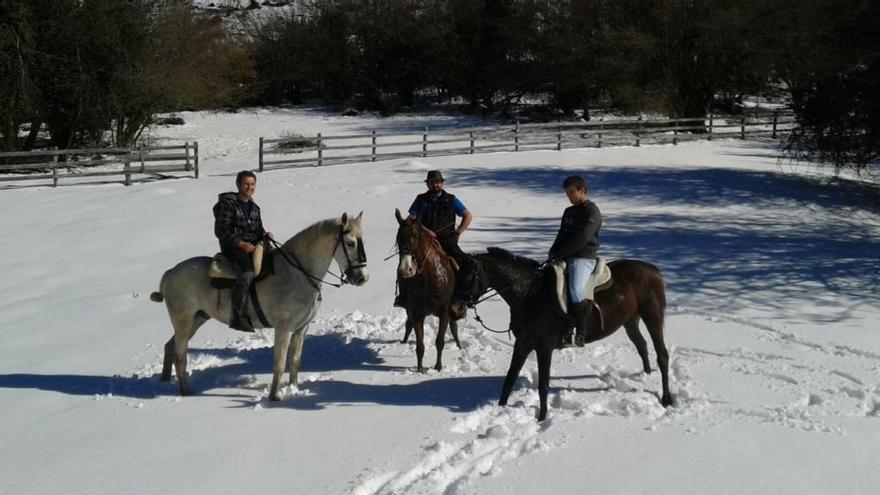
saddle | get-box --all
[550,257,612,316]
[208,242,273,289]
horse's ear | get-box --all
[341,212,349,227]
[356,210,363,222]
[395,208,404,225]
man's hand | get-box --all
[239,241,257,254]
[264,232,275,241]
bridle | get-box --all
[269,225,367,291]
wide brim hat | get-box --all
[425,170,444,182]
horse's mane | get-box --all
[283,217,344,251]
[485,247,540,270]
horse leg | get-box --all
[402,318,413,344]
[162,337,175,381]
[643,307,672,407]
[170,311,207,396]
[449,319,462,350]
[434,313,449,371]
[162,311,209,382]
[624,316,651,374]
[536,344,553,421]
[499,338,531,407]
[413,317,426,373]
[287,323,309,388]
[270,326,294,401]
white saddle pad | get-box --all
[209,243,265,279]
[552,257,612,315]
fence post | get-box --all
[317,133,323,166]
[514,120,520,152]
[123,152,132,186]
[598,117,603,148]
[258,137,264,172]
[422,126,428,157]
[673,127,678,145]
[740,116,746,140]
[184,141,192,172]
[52,155,58,187]
[636,116,642,147]
[708,114,713,141]
[772,111,778,139]
[469,131,474,154]
[371,130,377,162]
[138,143,145,173]
[556,126,562,151]
[194,141,199,179]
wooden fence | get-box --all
[258,112,795,171]
[0,142,198,187]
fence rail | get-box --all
[0,142,199,187]
[257,112,794,170]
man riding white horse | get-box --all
[213,170,274,332]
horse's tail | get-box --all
[151,269,171,303]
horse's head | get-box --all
[395,208,425,279]
[334,211,369,286]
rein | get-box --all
[268,225,365,290]
[465,259,546,339]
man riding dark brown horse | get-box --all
[213,170,274,332]
[547,175,602,347]
[394,170,477,317]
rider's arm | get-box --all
[213,200,240,250]
[456,210,472,235]
[453,197,471,235]
[407,197,421,220]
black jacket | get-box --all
[213,192,265,250]
[549,200,601,260]
[415,190,458,235]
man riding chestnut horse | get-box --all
[394,170,479,318]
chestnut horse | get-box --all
[475,247,672,421]
[395,209,462,371]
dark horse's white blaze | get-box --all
[152,213,368,400]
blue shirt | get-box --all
[408,194,467,217]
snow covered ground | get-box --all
[2,107,879,494]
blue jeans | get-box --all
[566,258,597,303]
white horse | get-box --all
[150,212,368,400]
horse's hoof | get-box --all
[270,394,281,401]
[661,395,674,408]
[160,374,171,382]
[434,364,442,372]
[536,411,547,422]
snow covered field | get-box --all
[2,107,879,494]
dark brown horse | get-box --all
[395,209,462,371]
[475,247,672,421]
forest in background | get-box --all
[1,0,877,175]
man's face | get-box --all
[426,179,444,195]
[238,176,256,200]
[564,185,586,205]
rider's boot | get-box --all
[229,272,255,333]
[571,300,593,347]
